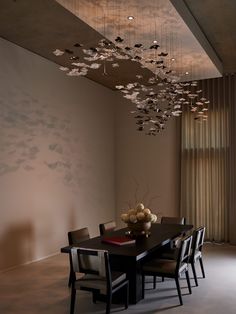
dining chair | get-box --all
[161,216,186,225]
[70,247,129,314]
[99,221,117,236]
[189,226,206,286]
[150,216,186,287]
[142,234,193,306]
[161,216,186,248]
[67,228,90,287]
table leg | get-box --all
[110,256,143,304]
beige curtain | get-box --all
[180,75,236,242]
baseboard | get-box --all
[0,251,59,274]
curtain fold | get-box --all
[180,74,236,243]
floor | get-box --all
[1,243,236,314]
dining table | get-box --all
[61,223,193,304]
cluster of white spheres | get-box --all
[121,203,157,224]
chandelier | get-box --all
[53,11,209,135]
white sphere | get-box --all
[136,203,145,212]
[127,208,137,216]
[137,212,145,221]
[151,214,157,223]
[143,208,151,215]
[144,213,152,222]
[129,214,138,223]
[121,213,129,223]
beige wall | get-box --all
[115,95,180,226]
[0,38,116,272]
[0,38,181,272]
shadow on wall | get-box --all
[0,222,34,272]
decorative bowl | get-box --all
[121,203,157,237]
[127,221,152,237]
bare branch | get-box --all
[132,176,140,205]
[147,194,160,208]
[142,183,150,206]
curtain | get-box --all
[180,75,236,242]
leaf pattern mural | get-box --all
[0,88,82,188]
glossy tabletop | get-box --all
[61,223,192,260]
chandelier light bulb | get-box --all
[127,15,135,20]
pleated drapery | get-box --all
[180,75,236,243]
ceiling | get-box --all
[0,0,235,89]
[56,0,221,81]
[183,0,236,73]
[0,0,153,89]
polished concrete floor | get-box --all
[1,243,236,314]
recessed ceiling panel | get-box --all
[57,0,222,81]
[0,0,154,89]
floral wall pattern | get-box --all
[0,38,116,271]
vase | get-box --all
[127,221,151,237]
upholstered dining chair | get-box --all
[161,216,186,251]
[189,226,206,286]
[67,228,90,287]
[70,247,129,314]
[142,235,193,306]
[99,221,117,236]
[150,216,187,288]
[161,216,186,225]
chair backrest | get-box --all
[71,247,111,292]
[161,216,186,225]
[192,226,206,254]
[176,235,192,272]
[68,227,90,245]
[99,221,116,236]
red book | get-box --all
[102,236,135,246]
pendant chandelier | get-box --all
[53,1,209,135]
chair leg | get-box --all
[175,277,183,306]
[162,276,164,282]
[68,254,74,287]
[106,292,112,314]
[142,274,145,299]
[68,271,72,287]
[70,287,76,314]
[199,257,206,278]
[185,270,192,294]
[68,270,76,288]
[191,262,198,286]
[153,275,157,289]
[92,291,97,304]
[125,282,129,309]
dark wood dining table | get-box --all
[61,223,193,304]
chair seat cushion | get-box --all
[75,271,126,294]
[159,248,179,260]
[143,258,187,276]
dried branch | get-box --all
[142,183,150,206]
[132,176,140,205]
[147,195,160,208]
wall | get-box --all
[0,38,116,272]
[0,37,181,272]
[115,95,180,226]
